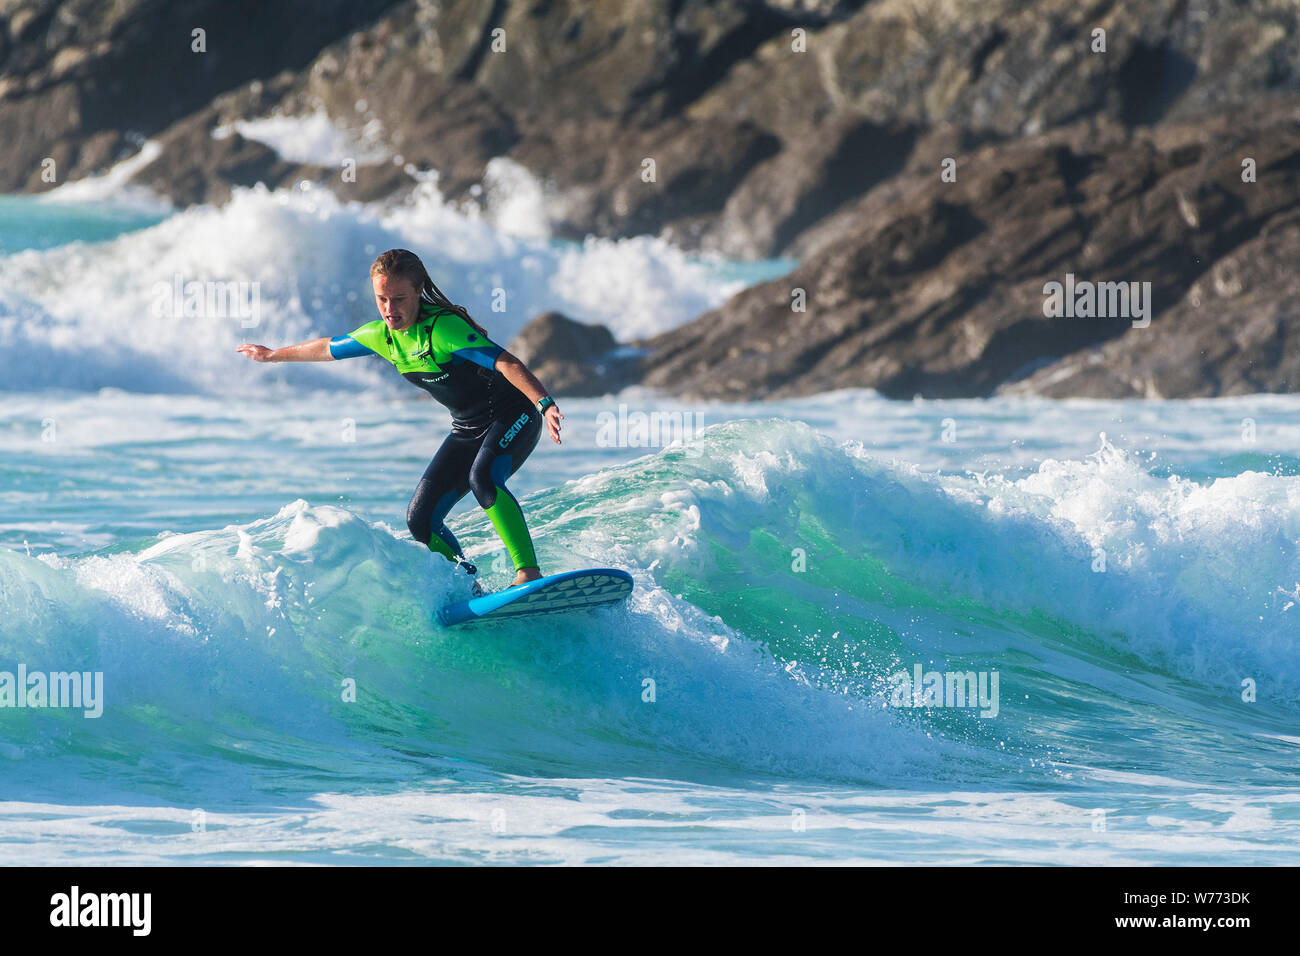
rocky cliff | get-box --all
[4,0,1298,398]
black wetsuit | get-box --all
[330,303,543,569]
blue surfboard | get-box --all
[437,567,633,627]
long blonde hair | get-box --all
[369,249,492,338]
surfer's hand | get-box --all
[237,344,276,363]
[544,404,563,444]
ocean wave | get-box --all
[0,179,761,396]
[2,418,1296,803]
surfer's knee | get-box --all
[470,453,516,509]
[406,501,431,544]
[408,483,468,563]
[411,483,467,542]
[468,470,497,509]
[406,480,433,541]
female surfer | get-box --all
[236,248,562,592]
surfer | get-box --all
[236,248,562,591]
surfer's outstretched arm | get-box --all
[236,338,335,362]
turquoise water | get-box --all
[0,195,166,254]
[1,195,1298,864]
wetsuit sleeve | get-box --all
[329,319,387,360]
[430,312,503,370]
[328,335,371,359]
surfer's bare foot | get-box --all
[511,567,543,587]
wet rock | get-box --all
[506,311,641,397]
[634,110,1300,399]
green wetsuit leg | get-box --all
[484,484,537,570]
[469,410,543,571]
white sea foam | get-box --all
[213,109,391,166]
[37,140,173,214]
[4,396,1300,864]
[0,180,764,396]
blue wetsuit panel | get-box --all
[329,335,373,359]
[450,344,503,370]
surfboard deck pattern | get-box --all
[437,568,633,626]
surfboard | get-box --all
[437,567,633,627]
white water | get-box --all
[1,134,1298,865]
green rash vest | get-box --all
[330,304,530,431]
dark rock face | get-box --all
[0,0,400,192]
[505,311,638,397]
[7,0,1300,399]
[709,116,918,259]
[1001,224,1300,398]
[636,111,1300,400]
[18,0,1299,251]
